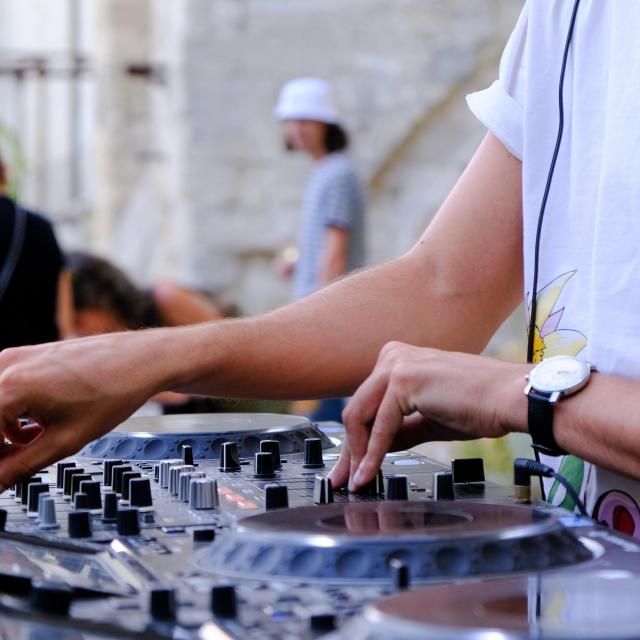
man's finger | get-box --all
[328,438,351,488]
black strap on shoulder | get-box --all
[528,390,567,456]
[0,202,27,305]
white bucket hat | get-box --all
[274,77,341,125]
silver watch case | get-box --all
[524,355,594,403]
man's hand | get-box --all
[329,341,528,491]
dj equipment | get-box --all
[0,413,639,640]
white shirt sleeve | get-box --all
[466,1,529,160]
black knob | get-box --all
[303,438,325,469]
[182,444,194,466]
[451,458,485,484]
[111,464,133,494]
[27,483,49,515]
[56,462,75,490]
[259,440,281,469]
[193,528,216,543]
[211,584,237,618]
[21,477,43,505]
[390,558,410,591]
[103,459,123,486]
[0,509,6,531]
[79,480,102,510]
[0,571,31,595]
[264,483,289,510]
[68,510,92,538]
[432,471,454,500]
[313,475,334,504]
[254,452,275,479]
[358,469,385,495]
[102,492,119,523]
[150,587,176,621]
[63,467,83,498]
[29,581,72,616]
[218,442,241,472]
[386,475,409,501]
[74,493,90,510]
[309,613,337,634]
[121,471,141,502]
[117,508,140,536]
[129,478,153,509]
[71,473,92,501]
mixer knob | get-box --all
[309,613,337,634]
[150,587,176,621]
[159,459,182,489]
[38,496,59,530]
[74,493,90,510]
[313,475,334,504]
[111,465,133,494]
[358,469,385,496]
[211,585,237,618]
[254,452,276,479]
[153,464,160,482]
[386,474,409,501]
[190,479,219,510]
[170,465,196,495]
[303,438,325,469]
[0,509,7,531]
[179,471,205,502]
[27,483,49,518]
[182,444,195,466]
[102,492,119,523]
[56,462,76,491]
[218,442,241,472]
[259,440,282,469]
[79,480,102,512]
[129,478,154,509]
[264,483,289,510]
[71,473,92,502]
[432,471,455,500]
[117,508,140,536]
[193,528,216,543]
[21,477,43,506]
[68,510,92,538]
[29,581,72,616]
[390,558,410,591]
[103,459,124,486]
[121,471,142,503]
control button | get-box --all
[38,496,59,529]
[193,528,216,543]
[211,584,237,618]
[451,458,485,484]
[303,438,325,469]
[218,442,241,472]
[68,510,92,538]
[0,508,7,531]
[357,470,385,496]
[182,444,194,466]
[111,464,133,494]
[21,477,43,506]
[190,479,219,510]
[309,613,337,634]
[390,558,410,591]
[264,483,289,510]
[56,462,75,491]
[150,587,176,621]
[179,471,205,503]
[313,475,334,504]
[170,465,195,495]
[0,571,31,596]
[79,480,102,511]
[432,471,454,501]
[386,475,409,501]
[159,460,181,489]
[29,581,72,616]
[70,473,92,502]
[121,471,142,503]
[27,483,49,518]
[129,478,154,509]
[74,492,90,510]
[102,492,119,523]
[153,464,160,482]
[254,452,275,479]
[117,508,140,536]
[259,440,282,469]
[103,459,124,486]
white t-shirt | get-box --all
[467,0,640,538]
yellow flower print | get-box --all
[527,271,587,363]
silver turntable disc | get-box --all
[198,501,591,583]
[334,572,640,639]
[75,413,333,460]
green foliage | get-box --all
[0,119,27,198]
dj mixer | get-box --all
[1,413,640,640]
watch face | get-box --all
[530,356,591,394]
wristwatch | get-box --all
[524,355,594,456]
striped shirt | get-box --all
[293,152,365,299]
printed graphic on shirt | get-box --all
[593,490,640,538]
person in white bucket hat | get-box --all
[275,77,366,421]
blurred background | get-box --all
[0,0,530,481]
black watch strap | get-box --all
[527,391,567,456]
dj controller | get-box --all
[2,413,640,639]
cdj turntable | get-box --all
[0,413,639,640]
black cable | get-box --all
[526,0,582,363]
